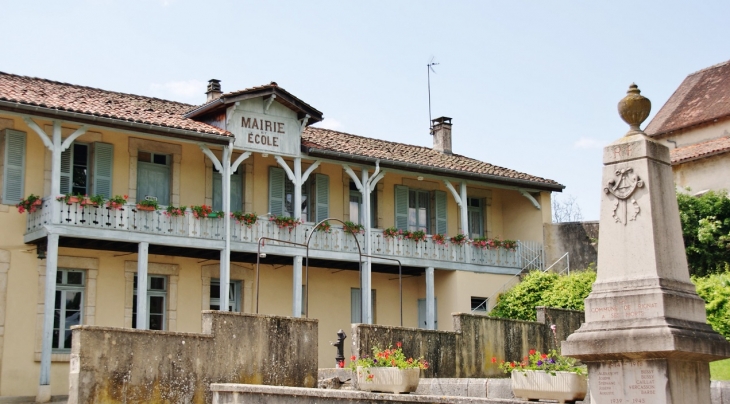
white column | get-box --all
[37,233,59,402]
[219,143,231,311]
[426,267,435,330]
[292,256,303,317]
[136,242,149,330]
[50,122,62,224]
[293,157,302,219]
[360,169,372,324]
[459,182,469,236]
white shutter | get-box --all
[60,146,72,195]
[2,129,26,204]
[434,190,447,234]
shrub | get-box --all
[677,190,730,276]
[489,268,596,321]
[693,270,730,341]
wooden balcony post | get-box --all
[37,233,58,403]
[425,266,435,330]
[136,242,149,329]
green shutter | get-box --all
[231,170,243,211]
[212,171,222,211]
[2,130,26,204]
[315,173,329,223]
[60,147,72,195]
[394,185,408,231]
[268,167,285,216]
[93,142,113,198]
[434,190,447,234]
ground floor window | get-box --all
[471,296,488,313]
[351,288,376,323]
[210,279,242,312]
[133,275,167,330]
[54,269,85,351]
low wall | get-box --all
[69,312,318,404]
[352,307,584,378]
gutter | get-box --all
[305,146,565,192]
[0,100,231,145]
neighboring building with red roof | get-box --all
[0,71,561,400]
[646,59,730,194]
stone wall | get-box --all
[351,307,584,378]
[543,221,599,271]
[69,312,318,404]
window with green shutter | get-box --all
[394,185,447,234]
[268,166,329,222]
[213,167,243,212]
[61,142,113,198]
[2,129,26,204]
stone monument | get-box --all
[562,84,730,403]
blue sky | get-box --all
[3,1,729,219]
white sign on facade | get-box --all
[229,100,301,157]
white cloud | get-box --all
[314,118,344,131]
[149,80,207,102]
[573,137,607,149]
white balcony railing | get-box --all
[25,199,542,270]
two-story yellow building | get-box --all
[0,72,562,400]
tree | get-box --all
[552,194,583,223]
[677,190,730,276]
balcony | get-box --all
[24,199,543,272]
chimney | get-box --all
[206,79,222,102]
[431,116,452,154]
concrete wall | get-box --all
[543,221,599,271]
[351,307,584,379]
[69,312,317,404]
[674,152,730,194]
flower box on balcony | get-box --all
[66,196,80,205]
[136,204,157,212]
[206,212,219,218]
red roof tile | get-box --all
[0,72,230,137]
[646,60,730,136]
[303,127,562,189]
[670,136,730,164]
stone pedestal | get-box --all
[562,85,730,404]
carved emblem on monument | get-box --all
[604,167,644,225]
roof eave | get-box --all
[304,146,564,192]
[185,87,324,125]
[0,100,231,145]
[649,113,730,138]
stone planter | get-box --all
[511,370,587,404]
[356,367,420,394]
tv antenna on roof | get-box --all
[427,57,439,135]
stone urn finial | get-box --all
[617,83,651,136]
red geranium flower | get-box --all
[529,349,536,355]
[491,357,497,363]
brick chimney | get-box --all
[206,79,222,102]
[431,117,452,154]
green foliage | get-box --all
[677,190,730,276]
[710,358,730,381]
[489,269,596,321]
[692,271,730,341]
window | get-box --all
[467,198,485,239]
[351,288,376,323]
[54,269,84,351]
[212,166,243,212]
[394,185,447,234]
[349,182,377,227]
[1,129,26,204]
[137,151,170,206]
[209,279,242,312]
[60,142,114,198]
[471,296,488,313]
[269,167,329,223]
[133,275,167,330]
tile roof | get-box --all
[646,60,730,136]
[303,127,563,189]
[670,136,730,165]
[0,72,230,137]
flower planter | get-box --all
[136,204,156,211]
[32,199,42,207]
[206,213,218,218]
[511,370,587,404]
[356,367,420,394]
[66,196,80,205]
